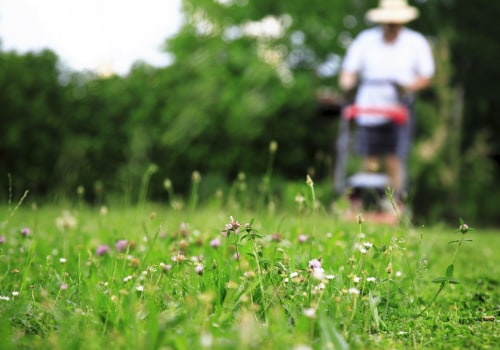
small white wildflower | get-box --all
[367,276,376,282]
[59,258,67,264]
[289,272,299,279]
[123,275,133,283]
[325,274,335,280]
[293,345,313,350]
[348,288,360,295]
[11,291,20,296]
[353,276,361,283]
[136,285,144,292]
[200,331,213,348]
[315,282,326,290]
[295,194,305,204]
[0,296,10,301]
[363,242,373,248]
[303,308,316,318]
[55,210,77,230]
[395,271,402,277]
[159,262,172,271]
[312,268,325,281]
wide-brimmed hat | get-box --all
[366,0,419,24]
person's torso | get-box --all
[354,27,422,125]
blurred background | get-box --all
[1,0,499,225]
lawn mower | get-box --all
[333,100,410,223]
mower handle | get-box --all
[342,104,409,125]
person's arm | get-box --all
[404,75,432,93]
[339,71,358,92]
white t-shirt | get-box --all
[342,26,435,125]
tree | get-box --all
[0,49,66,196]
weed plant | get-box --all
[0,170,499,349]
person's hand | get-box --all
[339,71,357,92]
[394,82,410,96]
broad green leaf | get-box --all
[446,264,454,278]
[432,277,448,283]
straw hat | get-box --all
[366,0,419,24]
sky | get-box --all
[0,0,183,75]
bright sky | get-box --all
[0,0,183,75]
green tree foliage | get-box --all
[0,0,499,224]
[0,49,65,195]
[410,0,500,223]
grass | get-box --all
[0,185,499,350]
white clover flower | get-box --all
[200,331,213,348]
[348,288,360,295]
[325,274,335,280]
[289,272,299,279]
[315,282,326,291]
[303,308,316,318]
[195,264,204,275]
[367,276,376,282]
[312,268,325,281]
[159,262,172,271]
[100,206,108,215]
[55,210,77,231]
[353,276,361,283]
[358,245,368,254]
[0,296,10,301]
[295,194,305,204]
[171,253,186,262]
[298,234,308,243]
[293,345,312,350]
[123,275,133,283]
[136,285,144,292]
[308,259,322,270]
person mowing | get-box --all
[339,0,435,207]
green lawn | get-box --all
[0,201,499,349]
